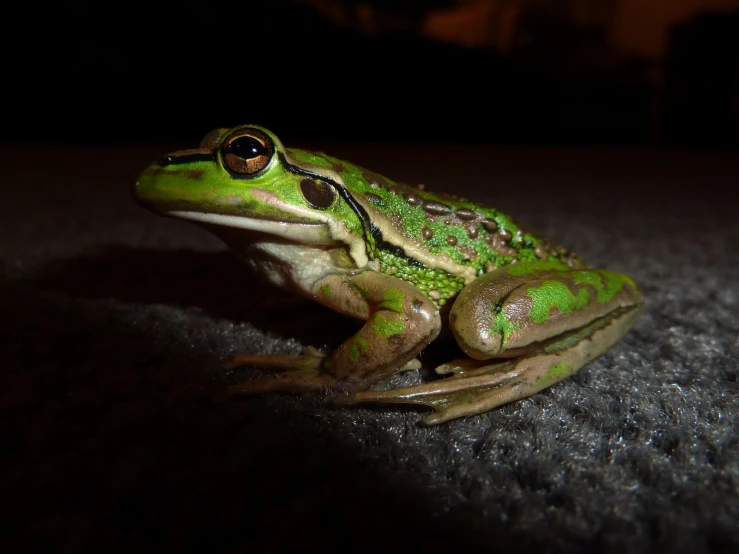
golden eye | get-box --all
[221,130,274,176]
[300,178,336,209]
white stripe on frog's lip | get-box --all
[167,211,340,246]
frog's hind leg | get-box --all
[335,304,641,425]
[339,263,644,425]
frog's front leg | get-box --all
[338,263,644,425]
[227,271,441,395]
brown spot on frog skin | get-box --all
[486,233,518,257]
[498,229,513,242]
[534,243,549,259]
[428,290,442,300]
[455,208,478,220]
[361,169,398,194]
[482,218,498,232]
[446,235,458,246]
[457,244,478,261]
[387,333,406,350]
[331,160,347,174]
[403,193,420,206]
[422,226,434,240]
[423,202,452,216]
[466,225,479,239]
[557,247,583,268]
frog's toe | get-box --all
[225,348,325,371]
[331,361,521,425]
[399,357,422,372]
[434,358,513,376]
[228,366,338,396]
[301,345,328,358]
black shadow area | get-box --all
[1,249,552,553]
[25,245,353,350]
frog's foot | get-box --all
[225,346,333,394]
[225,336,423,399]
[225,345,326,371]
[227,354,422,397]
[333,359,521,425]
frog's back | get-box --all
[288,148,581,305]
[333,156,578,263]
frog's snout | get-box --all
[133,164,164,212]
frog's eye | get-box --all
[300,178,336,209]
[221,130,274,176]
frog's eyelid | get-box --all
[199,128,229,149]
[222,128,272,150]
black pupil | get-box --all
[226,136,270,159]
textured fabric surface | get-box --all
[2,144,738,553]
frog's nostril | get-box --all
[157,155,173,166]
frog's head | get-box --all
[135,125,369,262]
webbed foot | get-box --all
[225,346,331,395]
[333,359,521,425]
[225,346,421,396]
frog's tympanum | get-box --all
[135,125,643,425]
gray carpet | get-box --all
[2,143,738,553]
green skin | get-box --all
[135,125,644,425]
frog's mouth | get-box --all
[167,210,340,247]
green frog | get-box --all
[135,125,643,425]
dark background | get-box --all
[11,0,739,145]
[3,2,739,553]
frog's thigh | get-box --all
[450,267,643,360]
[314,271,441,387]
